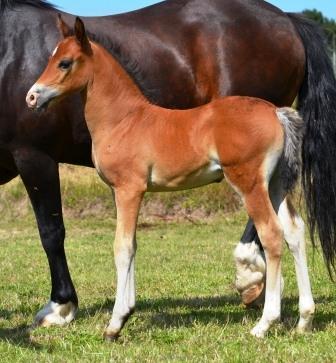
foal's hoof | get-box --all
[103,307,135,341]
[296,317,314,334]
[103,331,120,342]
[250,326,266,339]
[33,300,77,327]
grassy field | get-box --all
[0,165,241,220]
[0,167,336,362]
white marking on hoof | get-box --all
[296,304,315,333]
[250,321,268,338]
[105,306,135,338]
[251,314,280,338]
[297,317,313,334]
[34,300,77,327]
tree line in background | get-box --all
[303,9,336,72]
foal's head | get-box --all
[26,16,92,111]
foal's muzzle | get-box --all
[26,84,60,111]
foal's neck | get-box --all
[84,42,149,136]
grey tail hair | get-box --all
[276,107,305,193]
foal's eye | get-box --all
[58,59,73,70]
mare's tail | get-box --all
[287,13,336,275]
[276,107,304,194]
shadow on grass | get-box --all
[281,295,336,332]
[1,293,334,347]
[79,294,336,332]
[0,323,43,350]
[78,294,259,327]
[145,295,262,329]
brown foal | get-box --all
[26,17,314,339]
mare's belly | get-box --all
[147,160,224,192]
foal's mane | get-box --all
[0,0,55,12]
[86,31,159,104]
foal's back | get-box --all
[147,95,283,166]
[134,95,284,193]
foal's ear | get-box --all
[57,14,72,38]
[74,17,92,55]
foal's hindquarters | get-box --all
[102,100,311,340]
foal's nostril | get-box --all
[26,91,39,108]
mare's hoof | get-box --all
[33,300,77,327]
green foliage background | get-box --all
[303,9,336,57]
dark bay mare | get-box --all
[1,0,336,326]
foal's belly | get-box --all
[147,160,224,192]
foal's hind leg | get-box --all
[278,199,315,332]
[242,183,284,338]
[104,187,143,341]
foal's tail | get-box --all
[276,108,305,194]
[287,13,336,275]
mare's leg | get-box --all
[0,167,18,185]
[243,182,283,338]
[13,148,77,326]
[234,220,266,306]
[278,198,315,332]
[104,187,143,341]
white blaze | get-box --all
[52,45,59,56]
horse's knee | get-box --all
[40,225,65,253]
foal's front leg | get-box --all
[104,187,144,341]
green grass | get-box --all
[0,211,335,362]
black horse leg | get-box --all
[234,218,266,307]
[240,219,259,244]
[13,147,78,326]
